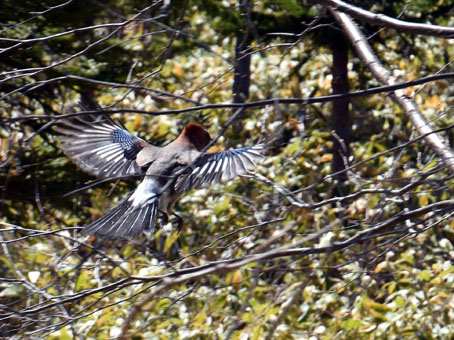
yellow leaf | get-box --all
[164,232,180,253]
[419,194,429,206]
[193,311,206,328]
[319,154,333,162]
[226,270,243,287]
[133,114,142,130]
[290,74,302,97]
[425,95,441,109]
[386,281,396,295]
[374,261,388,273]
[173,63,183,79]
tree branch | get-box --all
[3,72,454,124]
[331,10,454,173]
[314,0,454,37]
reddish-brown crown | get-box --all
[177,122,212,151]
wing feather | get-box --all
[56,117,150,179]
[175,144,265,192]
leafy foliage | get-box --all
[2,1,454,339]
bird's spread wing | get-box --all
[56,117,150,179]
[175,144,265,192]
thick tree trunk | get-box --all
[232,0,251,133]
[331,36,350,195]
[233,35,251,104]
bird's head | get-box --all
[178,122,212,151]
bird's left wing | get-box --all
[175,144,265,192]
[56,117,150,179]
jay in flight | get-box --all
[57,116,265,240]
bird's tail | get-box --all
[81,194,159,239]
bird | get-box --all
[56,115,265,240]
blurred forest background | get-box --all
[2,0,454,339]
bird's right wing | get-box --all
[175,144,265,192]
[56,117,150,179]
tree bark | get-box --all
[232,0,252,133]
[331,35,350,194]
[331,9,454,174]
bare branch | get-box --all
[314,0,454,37]
[3,72,454,125]
[331,10,454,173]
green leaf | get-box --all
[418,270,432,282]
[341,318,365,330]
[75,270,90,292]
